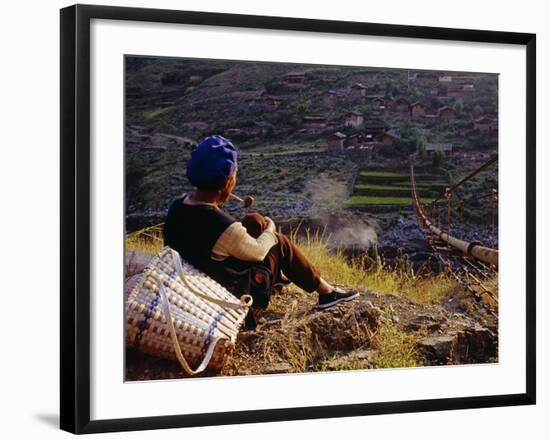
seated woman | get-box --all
[164,135,359,327]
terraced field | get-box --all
[346,170,447,207]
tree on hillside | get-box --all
[416,135,427,158]
[454,98,464,116]
[432,150,444,168]
[384,79,400,98]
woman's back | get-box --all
[163,195,236,271]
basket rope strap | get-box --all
[158,283,221,375]
[170,248,253,310]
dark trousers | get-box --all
[241,213,321,294]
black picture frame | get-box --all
[60,4,536,434]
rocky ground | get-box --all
[375,216,498,269]
[378,216,498,250]
[124,251,498,381]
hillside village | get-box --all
[125,57,498,246]
[127,58,498,156]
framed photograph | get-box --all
[60,4,536,434]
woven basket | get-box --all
[125,246,253,375]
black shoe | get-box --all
[316,289,360,310]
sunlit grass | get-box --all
[359,171,411,178]
[125,223,460,305]
[288,226,460,303]
[355,183,413,191]
[354,182,447,191]
[125,223,164,254]
[369,322,422,369]
[345,195,435,206]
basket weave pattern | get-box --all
[125,247,251,375]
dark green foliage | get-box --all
[432,150,444,168]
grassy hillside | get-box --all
[345,170,445,207]
[125,56,498,231]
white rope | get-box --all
[158,284,221,375]
[169,248,253,310]
[155,249,253,375]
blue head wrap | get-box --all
[186,135,238,189]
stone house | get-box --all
[394,97,410,113]
[374,130,398,146]
[474,115,494,133]
[373,97,386,110]
[349,82,368,99]
[255,95,282,110]
[345,110,364,129]
[283,72,306,84]
[363,122,386,136]
[410,101,426,119]
[302,115,328,130]
[327,131,346,152]
[438,106,457,120]
[322,90,345,106]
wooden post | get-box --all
[445,187,452,235]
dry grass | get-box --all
[125,222,462,305]
[125,223,164,254]
[125,222,464,372]
[369,322,422,369]
[288,226,461,304]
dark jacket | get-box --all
[163,196,272,308]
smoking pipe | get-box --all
[229,193,254,208]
